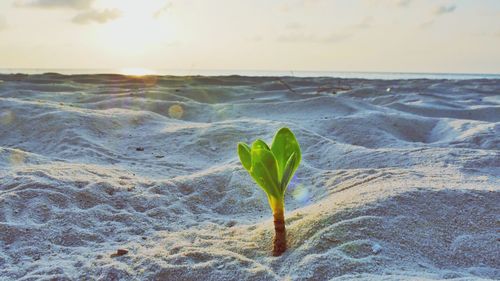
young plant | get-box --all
[237,127,301,256]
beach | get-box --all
[0,74,498,280]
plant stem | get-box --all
[272,205,286,256]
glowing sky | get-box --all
[0,0,499,73]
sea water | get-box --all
[0,68,499,80]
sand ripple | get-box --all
[0,74,499,280]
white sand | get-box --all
[0,74,498,280]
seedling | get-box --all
[237,127,301,256]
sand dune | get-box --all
[0,74,498,280]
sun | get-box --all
[119,67,157,76]
[96,0,165,18]
[94,0,175,56]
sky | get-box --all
[0,0,499,74]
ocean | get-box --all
[0,68,499,80]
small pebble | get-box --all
[372,243,382,254]
[110,249,128,258]
[136,147,144,151]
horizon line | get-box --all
[1,68,500,76]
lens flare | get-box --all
[10,150,25,166]
[168,104,184,119]
[288,175,310,205]
[292,184,310,204]
[0,110,14,125]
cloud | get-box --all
[251,35,263,42]
[277,32,314,42]
[280,0,323,13]
[154,2,172,19]
[16,0,94,10]
[353,17,373,29]
[279,16,367,43]
[363,0,410,8]
[277,31,351,43]
[394,0,411,7]
[419,19,435,29]
[323,33,352,43]
[72,9,121,24]
[434,5,456,15]
[419,4,457,28]
[17,0,121,24]
[285,22,303,30]
[0,16,7,31]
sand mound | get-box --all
[0,74,498,280]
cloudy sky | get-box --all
[0,0,499,73]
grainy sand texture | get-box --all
[0,74,499,280]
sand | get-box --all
[0,74,498,280]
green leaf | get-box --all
[249,148,281,198]
[252,139,270,151]
[237,142,252,171]
[271,127,301,180]
[237,127,302,211]
[280,152,297,193]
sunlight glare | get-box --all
[94,0,175,56]
[119,67,157,76]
